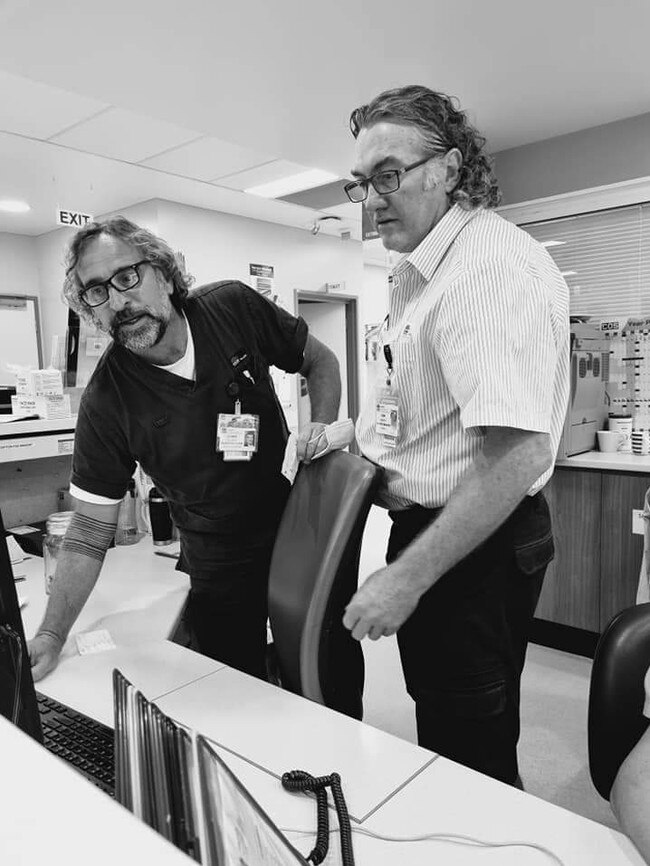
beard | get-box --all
[109,294,173,352]
[111,313,168,351]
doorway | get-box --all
[295,291,359,430]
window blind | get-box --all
[521,203,650,318]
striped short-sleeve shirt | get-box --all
[356,204,570,511]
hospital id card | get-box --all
[375,390,400,449]
[217,412,260,461]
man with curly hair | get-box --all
[29,216,341,684]
[342,86,570,785]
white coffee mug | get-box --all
[597,430,625,453]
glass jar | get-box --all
[43,511,74,595]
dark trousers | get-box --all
[387,492,553,785]
[184,531,277,680]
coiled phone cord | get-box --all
[282,769,355,866]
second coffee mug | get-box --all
[597,430,624,453]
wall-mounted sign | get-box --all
[249,263,275,298]
[56,208,94,228]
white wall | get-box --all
[361,262,389,327]
[156,199,363,307]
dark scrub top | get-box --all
[71,281,308,570]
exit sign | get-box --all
[56,208,94,227]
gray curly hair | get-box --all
[62,216,194,325]
[349,85,500,210]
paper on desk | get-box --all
[6,534,28,565]
[75,629,116,656]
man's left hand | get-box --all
[296,422,327,463]
[343,564,421,641]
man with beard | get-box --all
[28,216,341,682]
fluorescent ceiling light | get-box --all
[245,169,338,198]
[561,270,577,277]
[0,199,30,213]
[541,240,566,248]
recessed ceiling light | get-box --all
[245,169,338,199]
[541,240,566,247]
[561,270,577,277]
[0,199,31,213]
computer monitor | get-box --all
[0,508,43,742]
[113,669,308,865]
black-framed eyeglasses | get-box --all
[344,156,433,203]
[80,260,152,308]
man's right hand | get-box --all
[28,632,64,682]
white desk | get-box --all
[156,665,436,822]
[0,714,192,865]
[7,538,646,865]
[168,716,647,865]
[19,538,189,647]
[18,539,225,722]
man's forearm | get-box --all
[396,429,552,596]
[36,549,106,646]
[300,335,341,424]
[304,353,341,422]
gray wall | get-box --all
[494,112,650,206]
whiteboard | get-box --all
[0,295,42,386]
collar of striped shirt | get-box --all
[393,203,481,282]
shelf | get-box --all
[556,450,650,473]
[0,416,76,463]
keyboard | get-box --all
[36,692,115,796]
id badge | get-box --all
[375,388,400,449]
[217,412,260,462]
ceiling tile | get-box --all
[50,107,199,163]
[0,69,109,140]
[141,136,273,181]
[214,160,308,191]
[280,179,352,209]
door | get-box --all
[295,292,359,432]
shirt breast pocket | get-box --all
[395,333,416,371]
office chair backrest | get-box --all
[268,451,380,719]
[588,602,650,799]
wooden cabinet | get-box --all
[536,469,601,630]
[537,468,648,633]
[600,472,647,629]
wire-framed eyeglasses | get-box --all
[344,156,433,203]
[80,260,152,308]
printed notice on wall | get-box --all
[249,263,275,298]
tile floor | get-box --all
[357,505,618,830]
